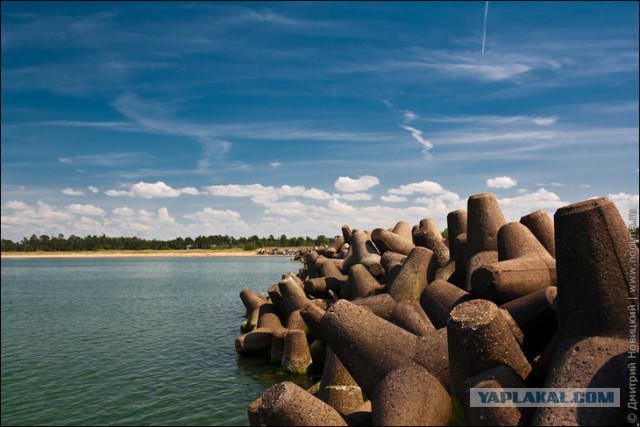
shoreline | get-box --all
[0,250,291,259]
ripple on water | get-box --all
[1,257,304,426]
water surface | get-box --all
[1,257,312,426]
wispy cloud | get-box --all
[401,125,433,156]
[58,152,153,167]
[62,187,85,196]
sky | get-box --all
[1,1,638,242]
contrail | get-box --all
[482,1,489,54]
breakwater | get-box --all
[235,193,638,426]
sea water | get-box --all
[1,257,313,426]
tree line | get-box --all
[1,233,334,252]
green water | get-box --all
[1,257,313,426]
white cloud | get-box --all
[487,176,518,189]
[402,125,433,153]
[105,181,199,198]
[381,194,408,203]
[334,175,380,192]
[158,207,174,222]
[5,200,30,210]
[66,204,104,216]
[88,186,99,193]
[340,193,372,201]
[270,162,282,168]
[498,188,566,221]
[608,193,640,222]
[533,116,558,126]
[62,187,85,196]
[388,180,445,195]
[179,187,200,195]
[112,207,135,216]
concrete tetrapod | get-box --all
[392,220,414,242]
[447,210,468,261]
[413,218,451,269]
[318,347,364,415]
[390,299,436,336]
[318,299,451,397]
[461,364,533,426]
[420,279,474,329]
[318,299,419,397]
[253,381,348,426]
[342,230,385,278]
[447,299,531,416]
[371,227,415,256]
[348,264,385,299]
[240,288,266,317]
[520,209,555,258]
[464,193,506,291]
[281,329,313,375]
[470,221,556,303]
[500,286,558,360]
[532,198,635,426]
[371,364,452,426]
[387,246,437,301]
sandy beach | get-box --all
[0,249,274,259]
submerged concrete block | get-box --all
[236,328,274,356]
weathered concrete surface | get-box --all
[520,209,555,258]
[387,247,437,301]
[461,365,533,426]
[447,299,531,403]
[533,198,636,426]
[371,365,452,426]
[420,279,473,329]
[255,381,348,426]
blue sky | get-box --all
[2,1,638,241]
